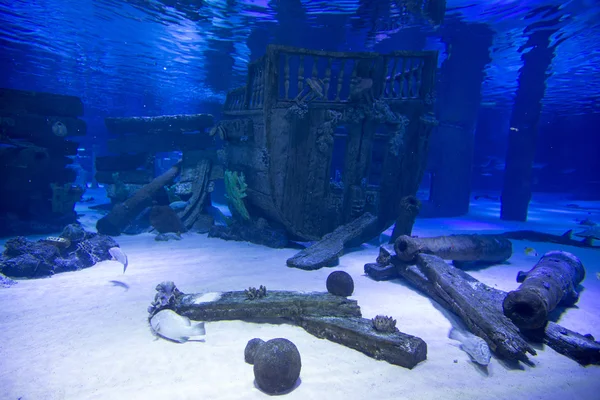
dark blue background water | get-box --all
[1,0,599,197]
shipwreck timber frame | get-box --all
[219,45,439,240]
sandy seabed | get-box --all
[1,191,600,400]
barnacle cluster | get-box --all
[371,315,398,333]
[245,285,267,300]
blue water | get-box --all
[1,0,599,118]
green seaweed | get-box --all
[224,170,250,221]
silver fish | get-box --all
[108,247,128,273]
[449,328,491,366]
[150,309,206,343]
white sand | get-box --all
[1,191,599,400]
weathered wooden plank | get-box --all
[395,253,536,362]
[0,88,84,117]
[148,282,427,369]
[105,114,214,135]
[287,212,380,270]
[297,316,427,369]
[166,290,362,321]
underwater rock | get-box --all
[208,219,288,249]
[0,272,17,288]
[326,271,354,297]
[253,338,301,394]
[190,214,214,234]
[122,206,152,235]
[0,224,117,278]
[149,205,185,234]
[155,232,182,241]
[244,338,266,364]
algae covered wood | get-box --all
[287,212,380,270]
[171,290,362,321]
[105,113,214,134]
[297,316,427,369]
[394,234,513,264]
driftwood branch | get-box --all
[394,234,513,264]
[96,161,182,236]
[503,251,586,329]
[287,212,380,270]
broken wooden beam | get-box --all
[521,322,600,365]
[395,253,536,361]
[503,251,585,330]
[96,161,182,236]
[148,282,427,369]
[394,234,513,264]
[297,316,427,369]
[161,290,362,321]
[0,88,84,117]
[287,212,380,270]
[105,113,214,135]
[389,253,599,365]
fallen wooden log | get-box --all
[105,113,214,135]
[148,282,427,369]
[499,230,600,249]
[156,289,362,321]
[297,316,427,369]
[287,212,380,270]
[394,253,536,361]
[394,234,513,264]
[96,161,181,236]
[390,253,599,365]
[503,251,585,330]
[390,195,421,244]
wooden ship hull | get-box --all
[219,45,439,241]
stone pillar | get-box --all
[421,21,493,217]
[501,11,560,221]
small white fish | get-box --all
[449,328,491,366]
[150,309,206,343]
[108,247,128,273]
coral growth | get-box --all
[245,285,267,300]
[224,170,250,221]
[371,315,398,333]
